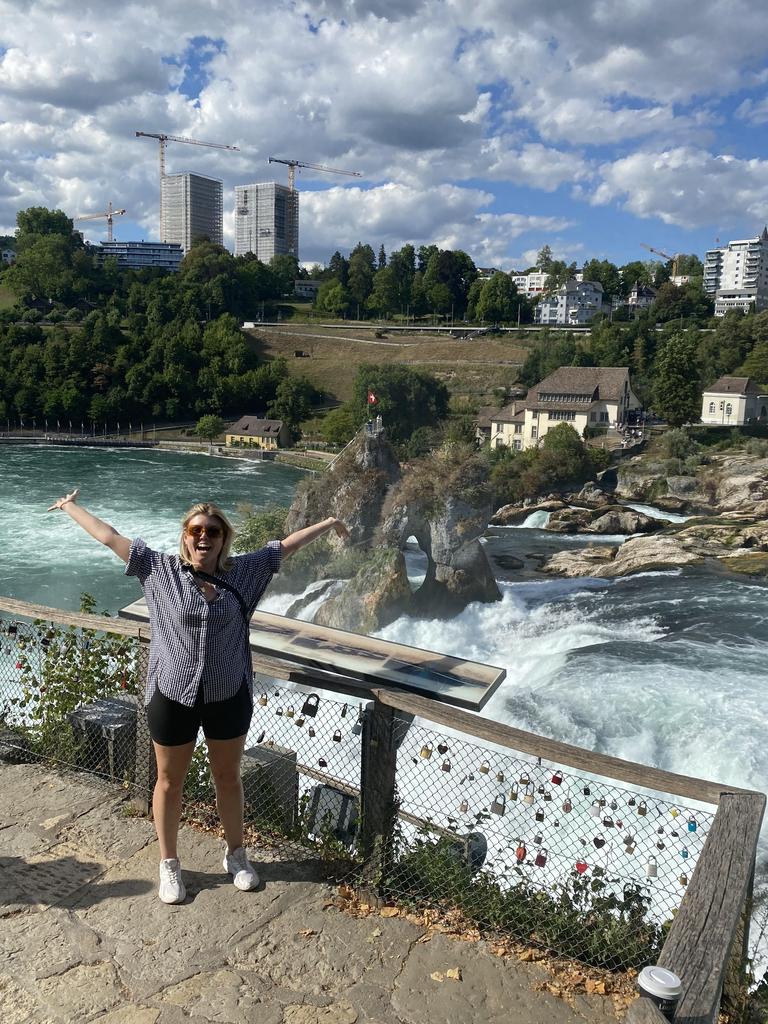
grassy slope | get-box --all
[244,324,531,405]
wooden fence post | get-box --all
[358,697,411,904]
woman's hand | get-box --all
[331,518,350,541]
[47,488,80,512]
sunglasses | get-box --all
[186,524,223,539]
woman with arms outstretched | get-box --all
[47,488,349,904]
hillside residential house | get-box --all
[510,271,549,298]
[534,279,607,325]
[294,279,320,299]
[700,377,768,426]
[489,367,640,450]
[226,416,291,449]
[1,248,16,265]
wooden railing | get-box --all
[0,595,764,1024]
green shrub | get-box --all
[234,504,289,553]
[10,593,140,768]
[660,427,699,460]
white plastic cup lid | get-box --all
[638,966,683,1000]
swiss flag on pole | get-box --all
[367,390,378,405]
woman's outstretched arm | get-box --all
[47,488,132,563]
[280,517,349,559]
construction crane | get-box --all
[640,243,682,279]
[136,131,240,237]
[74,202,126,243]
[268,156,362,192]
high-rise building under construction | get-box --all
[234,182,298,261]
[161,172,223,252]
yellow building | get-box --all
[226,416,291,450]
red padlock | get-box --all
[551,770,563,785]
[575,858,588,874]
[515,840,527,863]
[535,848,548,867]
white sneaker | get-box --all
[223,846,260,891]
[158,858,186,904]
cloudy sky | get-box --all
[3,0,768,269]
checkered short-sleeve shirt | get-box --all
[125,537,281,707]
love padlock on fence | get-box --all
[301,693,320,717]
[535,848,548,867]
[490,794,506,816]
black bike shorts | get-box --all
[146,682,253,747]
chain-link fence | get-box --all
[382,716,714,970]
[0,611,717,973]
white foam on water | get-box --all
[517,510,551,529]
[624,502,691,523]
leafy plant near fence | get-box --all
[387,831,666,971]
[6,594,141,765]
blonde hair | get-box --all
[179,502,235,573]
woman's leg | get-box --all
[206,735,247,852]
[152,740,196,861]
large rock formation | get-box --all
[313,549,412,632]
[615,451,768,515]
[545,505,662,535]
[542,515,768,579]
[284,435,500,628]
[379,446,501,616]
[285,431,401,549]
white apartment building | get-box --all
[510,271,549,298]
[489,367,639,451]
[535,279,606,325]
[700,377,768,426]
[1,248,16,265]
[160,173,223,252]
[234,182,299,261]
[703,227,768,316]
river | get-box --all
[3,443,768,873]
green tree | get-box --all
[268,376,315,434]
[16,207,75,246]
[650,281,713,323]
[536,245,554,272]
[328,251,349,287]
[321,404,358,445]
[195,414,225,444]
[351,363,449,444]
[619,261,655,297]
[269,254,300,296]
[315,280,351,318]
[347,243,376,314]
[475,273,518,322]
[652,333,701,426]
[582,259,622,300]
[367,266,398,317]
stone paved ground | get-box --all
[0,764,622,1023]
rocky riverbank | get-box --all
[488,447,768,580]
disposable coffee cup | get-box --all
[637,966,682,1021]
